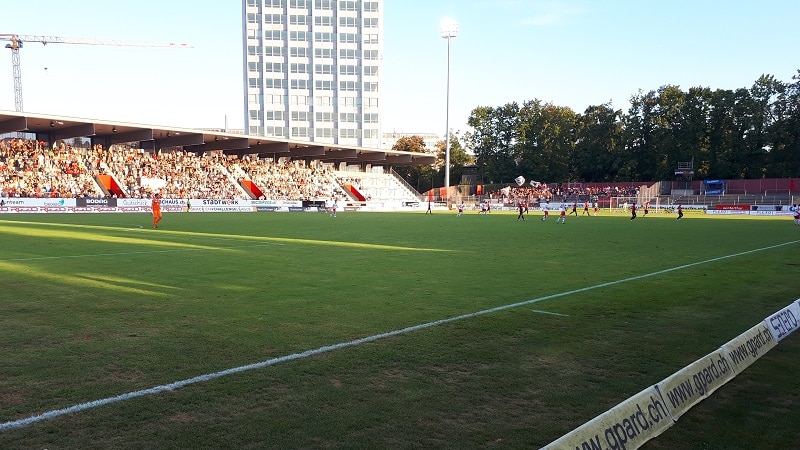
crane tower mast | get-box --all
[1,33,190,112]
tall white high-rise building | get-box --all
[242,0,383,148]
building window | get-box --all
[340,48,359,60]
[339,1,359,11]
[289,0,309,9]
[247,13,260,24]
[264,62,286,73]
[292,127,312,138]
[340,129,360,139]
[264,30,283,40]
[314,64,335,75]
[364,97,379,107]
[315,0,334,10]
[265,94,286,104]
[363,66,379,76]
[339,113,360,123]
[314,16,333,26]
[291,95,310,105]
[265,110,284,120]
[315,80,334,90]
[316,128,335,138]
[264,14,284,24]
[339,17,358,28]
[363,82,378,92]
[291,111,310,121]
[363,129,379,139]
[290,31,309,41]
[266,126,287,137]
[266,0,285,6]
[289,15,309,26]
[314,32,334,43]
[315,112,335,122]
[290,47,308,58]
[364,113,379,123]
[315,96,332,106]
[339,81,361,91]
[248,78,263,89]
[265,78,285,89]
[364,34,379,44]
[339,33,359,44]
[290,63,309,73]
[290,79,309,90]
[264,46,284,57]
[249,110,263,120]
[314,48,334,59]
[339,65,358,76]
[364,17,378,28]
[363,2,379,12]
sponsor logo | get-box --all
[202,199,240,205]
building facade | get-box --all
[242,0,383,148]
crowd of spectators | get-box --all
[90,144,246,199]
[556,184,639,197]
[0,138,103,198]
[1,137,645,202]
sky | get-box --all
[1,0,798,142]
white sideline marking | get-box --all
[2,239,799,431]
[532,310,570,317]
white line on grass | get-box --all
[531,310,570,317]
[2,239,798,431]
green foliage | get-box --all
[462,70,800,184]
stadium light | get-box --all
[440,17,458,203]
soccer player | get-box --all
[516,201,525,221]
[643,202,649,216]
[593,202,599,216]
[676,204,683,220]
[630,202,637,221]
[792,204,799,226]
[332,200,338,217]
[583,201,590,216]
[570,202,578,216]
[457,203,465,217]
[557,205,567,224]
[541,203,549,221]
[151,194,162,229]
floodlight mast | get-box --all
[1,33,192,112]
[439,19,458,204]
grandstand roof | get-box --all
[0,110,435,166]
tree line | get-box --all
[394,71,800,192]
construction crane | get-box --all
[1,33,191,112]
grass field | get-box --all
[1,209,798,449]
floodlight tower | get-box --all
[440,18,458,201]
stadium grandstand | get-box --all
[1,110,798,215]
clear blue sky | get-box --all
[2,0,798,141]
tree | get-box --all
[574,103,623,182]
[391,135,436,192]
[391,135,428,154]
[435,132,473,187]
[466,103,519,184]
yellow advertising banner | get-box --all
[542,385,673,450]
[656,349,737,420]
[719,322,777,375]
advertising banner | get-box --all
[718,323,776,375]
[542,386,674,450]
[656,350,736,420]
[763,301,800,342]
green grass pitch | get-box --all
[1,210,799,448]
